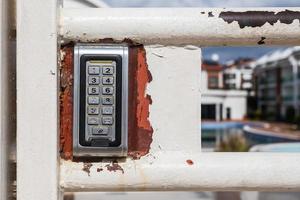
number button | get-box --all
[88,76,100,85]
[102,87,113,95]
[87,117,99,125]
[88,66,100,74]
[102,66,114,75]
[87,107,99,115]
[102,97,113,105]
[102,107,113,115]
[102,117,113,125]
[102,77,114,85]
[88,86,99,95]
[88,97,100,105]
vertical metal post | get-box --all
[0,0,9,198]
[17,0,60,199]
[0,0,15,199]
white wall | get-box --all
[223,94,247,120]
[202,89,247,120]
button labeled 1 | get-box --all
[88,66,100,74]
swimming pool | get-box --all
[201,122,245,150]
[201,121,300,152]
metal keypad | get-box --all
[73,44,128,157]
[86,61,116,141]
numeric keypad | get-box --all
[86,61,116,138]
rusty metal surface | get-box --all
[60,46,74,160]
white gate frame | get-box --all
[17,3,300,200]
[17,0,61,199]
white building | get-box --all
[223,58,255,91]
[201,61,248,121]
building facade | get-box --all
[223,58,255,91]
[201,60,247,121]
[254,47,300,120]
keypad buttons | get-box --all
[88,96,100,105]
[88,66,100,74]
[102,87,113,95]
[102,97,113,105]
[88,86,100,95]
[88,107,99,115]
[85,61,116,142]
[88,76,100,85]
[102,77,114,85]
[102,107,113,115]
[92,126,109,135]
[87,117,99,125]
[102,66,114,75]
[102,117,113,125]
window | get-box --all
[208,76,219,89]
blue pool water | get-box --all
[201,121,300,152]
[201,122,245,150]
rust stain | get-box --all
[186,159,194,165]
[105,160,124,174]
[128,45,153,160]
[82,162,93,176]
[219,9,300,28]
[60,46,74,160]
[258,37,266,45]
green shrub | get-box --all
[216,134,250,152]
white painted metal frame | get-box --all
[61,8,300,46]
[16,5,300,199]
[59,7,300,193]
[0,0,14,199]
[17,0,61,199]
[0,0,9,198]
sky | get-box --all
[100,0,300,64]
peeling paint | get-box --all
[258,37,266,45]
[219,9,300,28]
[128,45,153,160]
[60,46,74,160]
[82,163,93,176]
[96,168,103,172]
[105,161,124,174]
[186,159,194,165]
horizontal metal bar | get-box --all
[60,152,300,192]
[60,8,300,46]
